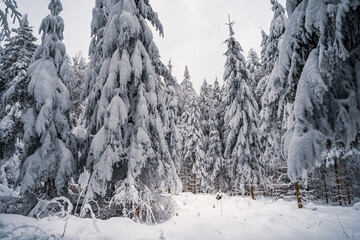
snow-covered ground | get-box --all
[1,193,360,240]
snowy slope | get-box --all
[1,193,359,240]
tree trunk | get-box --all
[321,167,329,204]
[344,167,351,205]
[334,158,342,206]
[232,180,236,196]
[183,164,186,192]
[295,182,303,209]
[193,173,196,195]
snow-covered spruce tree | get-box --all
[246,48,264,90]
[255,30,269,105]
[162,62,182,175]
[0,14,36,95]
[17,0,74,198]
[180,98,206,194]
[257,0,287,105]
[81,0,181,223]
[199,79,212,151]
[69,52,87,126]
[256,0,288,197]
[0,15,36,190]
[207,78,225,193]
[178,66,197,117]
[257,0,287,110]
[223,17,261,198]
[261,0,360,206]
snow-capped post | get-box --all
[216,191,223,217]
[81,0,181,223]
[17,0,74,199]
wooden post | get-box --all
[321,167,329,204]
[262,186,266,197]
[334,158,342,206]
[295,182,303,209]
[250,183,255,200]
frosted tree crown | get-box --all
[49,0,63,16]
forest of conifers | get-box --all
[0,0,359,224]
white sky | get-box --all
[16,0,286,92]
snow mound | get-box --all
[354,202,360,211]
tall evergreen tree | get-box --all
[69,52,87,126]
[207,78,225,192]
[0,15,37,189]
[17,0,74,198]
[246,48,264,90]
[162,60,182,176]
[81,0,180,223]
[223,16,261,197]
[257,0,287,110]
[255,30,269,106]
[180,99,206,193]
[179,66,196,117]
[257,0,288,197]
[0,15,37,95]
[279,0,360,184]
[199,79,212,150]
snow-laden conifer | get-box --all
[81,0,181,223]
[267,0,360,182]
[17,0,74,198]
[199,79,212,151]
[223,16,261,196]
[0,15,36,190]
[257,0,288,195]
[246,48,264,91]
[207,79,225,192]
[69,53,87,126]
[180,98,206,193]
[178,66,196,116]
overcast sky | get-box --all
[16,0,286,92]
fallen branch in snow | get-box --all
[0,219,60,239]
[35,197,73,239]
[36,197,73,220]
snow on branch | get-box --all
[0,0,22,42]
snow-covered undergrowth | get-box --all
[1,193,359,240]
